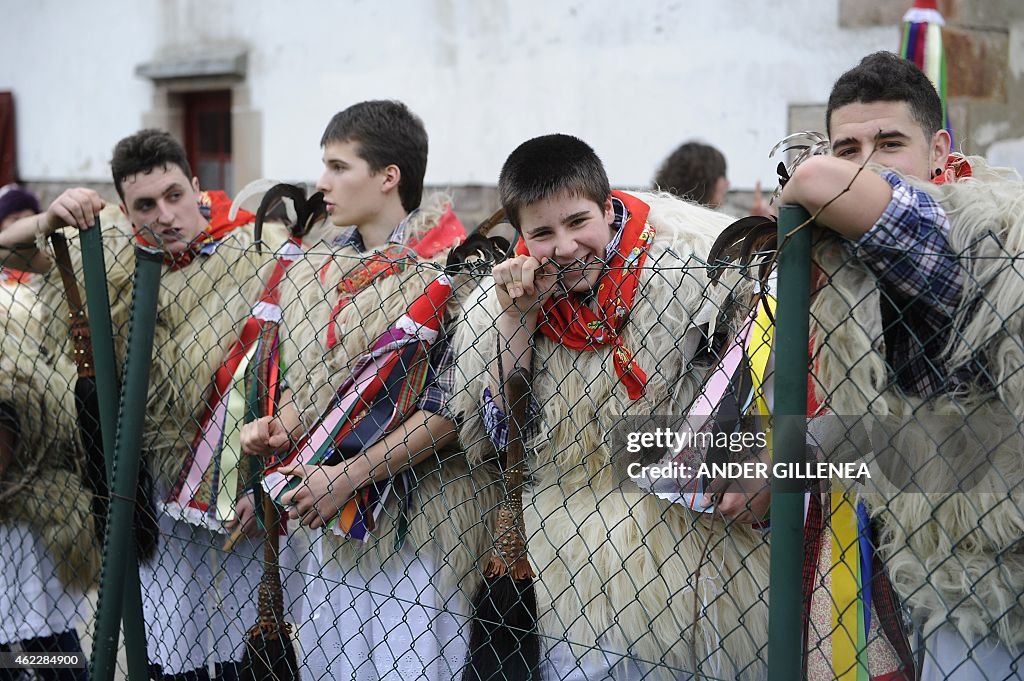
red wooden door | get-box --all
[184,90,232,192]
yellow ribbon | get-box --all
[746,295,776,455]
[831,490,869,680]
[751,293,867,678]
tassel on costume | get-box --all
[239,345,298,681]
[239,492,300,681]
[239,187,303,681]
[237,342,300,681]
[463,368,541,681]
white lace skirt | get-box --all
[0,522,86,644]
[139,511,308,674]
[298,534,468,680]
[920,624,1021,681]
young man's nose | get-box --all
[316,172,330,194]
[155,201,175,225]
[552,235,578,261]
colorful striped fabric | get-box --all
[900,0,952,145]
[648,296,774,518]
[830,492,873,681]
[162,239,302,530]
[263,275,454,541]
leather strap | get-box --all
[50,232,95,379]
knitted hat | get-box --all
[0,184,41,224]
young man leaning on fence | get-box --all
[0,129,305,680]
[782,51,1024,680]
[239,100,500,679]
[452,133,773,680]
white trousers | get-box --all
[920,625,1023,681]
[0,522,86,644]
[298,535,468,680]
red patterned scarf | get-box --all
[321,208,466,349]
[515,190,655,400]
[322,244,418,350]
[933,153,973,185]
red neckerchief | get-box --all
[933,153,973,185]
[515,190,655,400]
[134,190,255,270]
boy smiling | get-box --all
[455,134,771,680]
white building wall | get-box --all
[1,0,161,181]
[1,0,895,190]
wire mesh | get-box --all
[0,176,1020,681]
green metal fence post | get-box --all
[89,245,164,681]
[81,226,151,680]
[768,205,811,680]
[79,224,117,480]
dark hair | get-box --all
[110,129,192,201]
[498,134,610,230]
[320,100,428,212]
[826,51,943,138]
[653,142,727,206]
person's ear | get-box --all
[931,129,952,173]
[712,177,730,209]
[380,164,401,193]
[119,202,128,219]
[603,195,614,224]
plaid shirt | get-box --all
[331,212,411,250]
[332,212,455,420]
[419,338,456,420]
[849,171,965,397]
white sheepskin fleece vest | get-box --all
[277,193,500,601]
[37,204,286,491]
[0,276,99,590]
[452,191,770,680]
[809,159,1024,648]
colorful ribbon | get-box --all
[264,275,453,541]
[163,239,302,529]
[831,492,872,681]
[900,0,952,145]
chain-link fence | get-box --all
[0,178,1021,681]
[794,160,1024,680]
